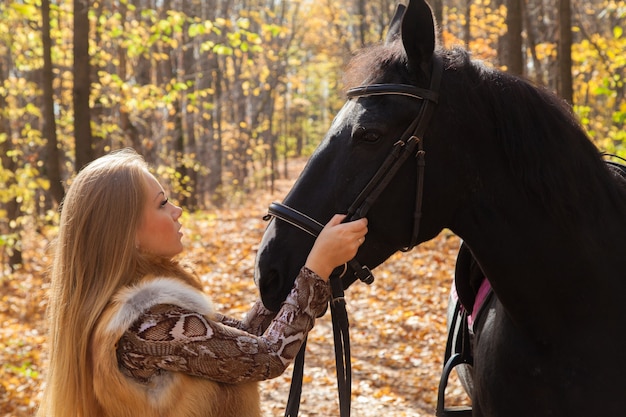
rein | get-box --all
[264,56,443,417]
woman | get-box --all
[38,148,367,417]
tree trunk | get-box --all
[0,60,22,270]
[41,0,65,205]
[358,0,367,47]
[502,0,524,75]
[117,0,142,151]
[523,0,545,85]
[210,62,224,207]
[73,0,94,170]
[464,0,471,46]
[558,0,573,103]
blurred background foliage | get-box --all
[0,0,624,273]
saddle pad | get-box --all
[454,242,492,332]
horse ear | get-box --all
[385,4,407,45]
[401,0,437,76]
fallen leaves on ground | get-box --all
[0,159,470,416]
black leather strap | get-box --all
[284,340,307,417]
[268,202,357,417]
[330,275,352,417]
[347,83,439,103]
[266,202,374,287]
[265,202,324,237]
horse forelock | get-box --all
[342,41,407,91]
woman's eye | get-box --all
[160,198,169,208]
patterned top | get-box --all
[116,267,330,384]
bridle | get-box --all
[263,55,444,417]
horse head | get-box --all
[254,0,470,311]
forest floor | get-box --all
[0,158,470,417]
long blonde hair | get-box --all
[39,148,161,417]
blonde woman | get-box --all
[38,148,367,417]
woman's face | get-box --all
[135,170,184,258]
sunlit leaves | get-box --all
[0,0,625,351]
[570,1,626,157]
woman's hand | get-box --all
[304,214,368,281]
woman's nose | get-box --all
[172,204,183,220]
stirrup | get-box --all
[435,353,472,417]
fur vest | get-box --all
[91,273,260,417]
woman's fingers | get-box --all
[304,216,368,280]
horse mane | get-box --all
[453,48,625,225]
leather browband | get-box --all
[347,83,439,103]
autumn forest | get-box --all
[1,0,625,415]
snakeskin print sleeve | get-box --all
[117,267,330,384]
[213,299,276,336]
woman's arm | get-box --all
[213,300,276,336]
[117,267,329,384]
[118,215,366,384]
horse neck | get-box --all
[452,180,626,343]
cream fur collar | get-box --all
[107,277,214,334]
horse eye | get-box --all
[362,131,380,142]
[353,126,381,143]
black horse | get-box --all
[254,0,626,416]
